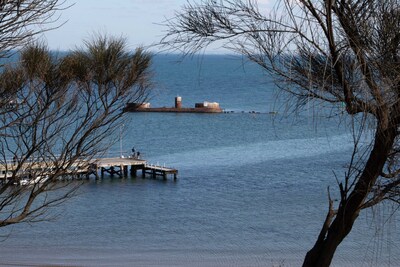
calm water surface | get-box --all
[1,55,399,266]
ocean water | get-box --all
[1,54,399,266]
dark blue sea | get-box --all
[1,54,399,266]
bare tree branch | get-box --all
[160,0,400,266]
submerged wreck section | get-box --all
[123,96,223,113]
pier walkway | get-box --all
[0,157,178,184]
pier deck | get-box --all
[0,157,178,183]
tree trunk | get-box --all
[302,122,397,267]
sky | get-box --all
[42,0,273,53]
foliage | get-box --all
[0,35,152,227]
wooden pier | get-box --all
[142,164,178,180]
[0,157,178,184]
[94,158,178,180]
